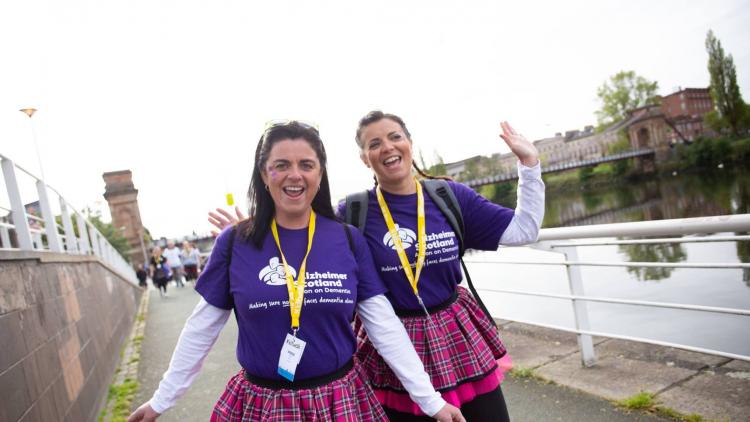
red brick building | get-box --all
[660,87,714,144]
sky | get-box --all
[1,0,749,239]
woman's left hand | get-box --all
[432,403,466,422]
[499,121,539,167]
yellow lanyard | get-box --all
[376,178,427,309]
[270,210,316,334]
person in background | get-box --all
[128,121,464,422]
[181,241,201,282]
[163,240,185,288]
[149,247,171,298]
[136,263,148,288]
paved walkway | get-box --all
[132,285,738,421]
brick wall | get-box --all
[0,251,144,422]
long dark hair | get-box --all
[238,121,336,248]
[355,110,451,184]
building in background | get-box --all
[103,170,147,266]
[445,87,715,181]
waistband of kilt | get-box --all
[393,291,459,317]
[242,358,354,390]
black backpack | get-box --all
[344,180,494,322]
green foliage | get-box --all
[87,209,132,261]
[607,132,633,175]
[596,70,659,127]
[678,137,731,168]
[577,166,594,183]
[617,391,655,409]
[428,151,447,176]
[730,137,750,164]
[109,379,139,421]
[591,163,614,177]
[509,366,536,379]
[706,30,748,136]
[479,184,496,200]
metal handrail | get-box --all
[491,316,750,362]
[477,287,750,316]
[546,235,750,247]
[468,260,750,269]
[1,154,137,284]
[466,213,750,365]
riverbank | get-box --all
[477,136,750,201]
[497,318,750,422]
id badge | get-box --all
[277,333,306,381]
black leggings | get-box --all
[383,386,510,422]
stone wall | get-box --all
[0,251,144,422]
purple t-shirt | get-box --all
[195,216,387,380]
[336,181,514,310]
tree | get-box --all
[85,209,132,261]
[596,71,659,128]
[705,30,748,137]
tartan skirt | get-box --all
[356,286,506,396]
[210,360,386,422]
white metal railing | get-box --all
[466,213,750,366]
[1,153,137,284]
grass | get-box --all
[108,379,139,422]
[615,392,716,421]
[617,391,655,409]
[509,366,537,379]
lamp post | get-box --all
[19,108,45,181]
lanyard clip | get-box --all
[292,327,299,338]
[417,295,430,318]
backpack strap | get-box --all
[342,223,355,253]
[422,179,495,324]
[345,190,369,232]
[422,179,465,257]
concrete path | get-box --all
[133,286,675,421]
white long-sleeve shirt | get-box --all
[498,160,545,246]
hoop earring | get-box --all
[264,184,269,191]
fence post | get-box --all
[1,158,33,250]
[0,226,10,248]
[76,213,91,254]
[562,245,597,366]
[90,226,101,257]
[59,198,78,253]
[36,180,63,252]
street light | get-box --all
[19,108,45,181]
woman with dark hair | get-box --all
[129,122,464,422]
[210,113,545,421]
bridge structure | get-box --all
[464,148,656,188]
[2,151,749,422]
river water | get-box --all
[469,167,750,357]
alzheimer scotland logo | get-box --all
[382,225,417,250]
[258,257,296,286]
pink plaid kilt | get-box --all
[210,361,386,422]
[356,286,506,393]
